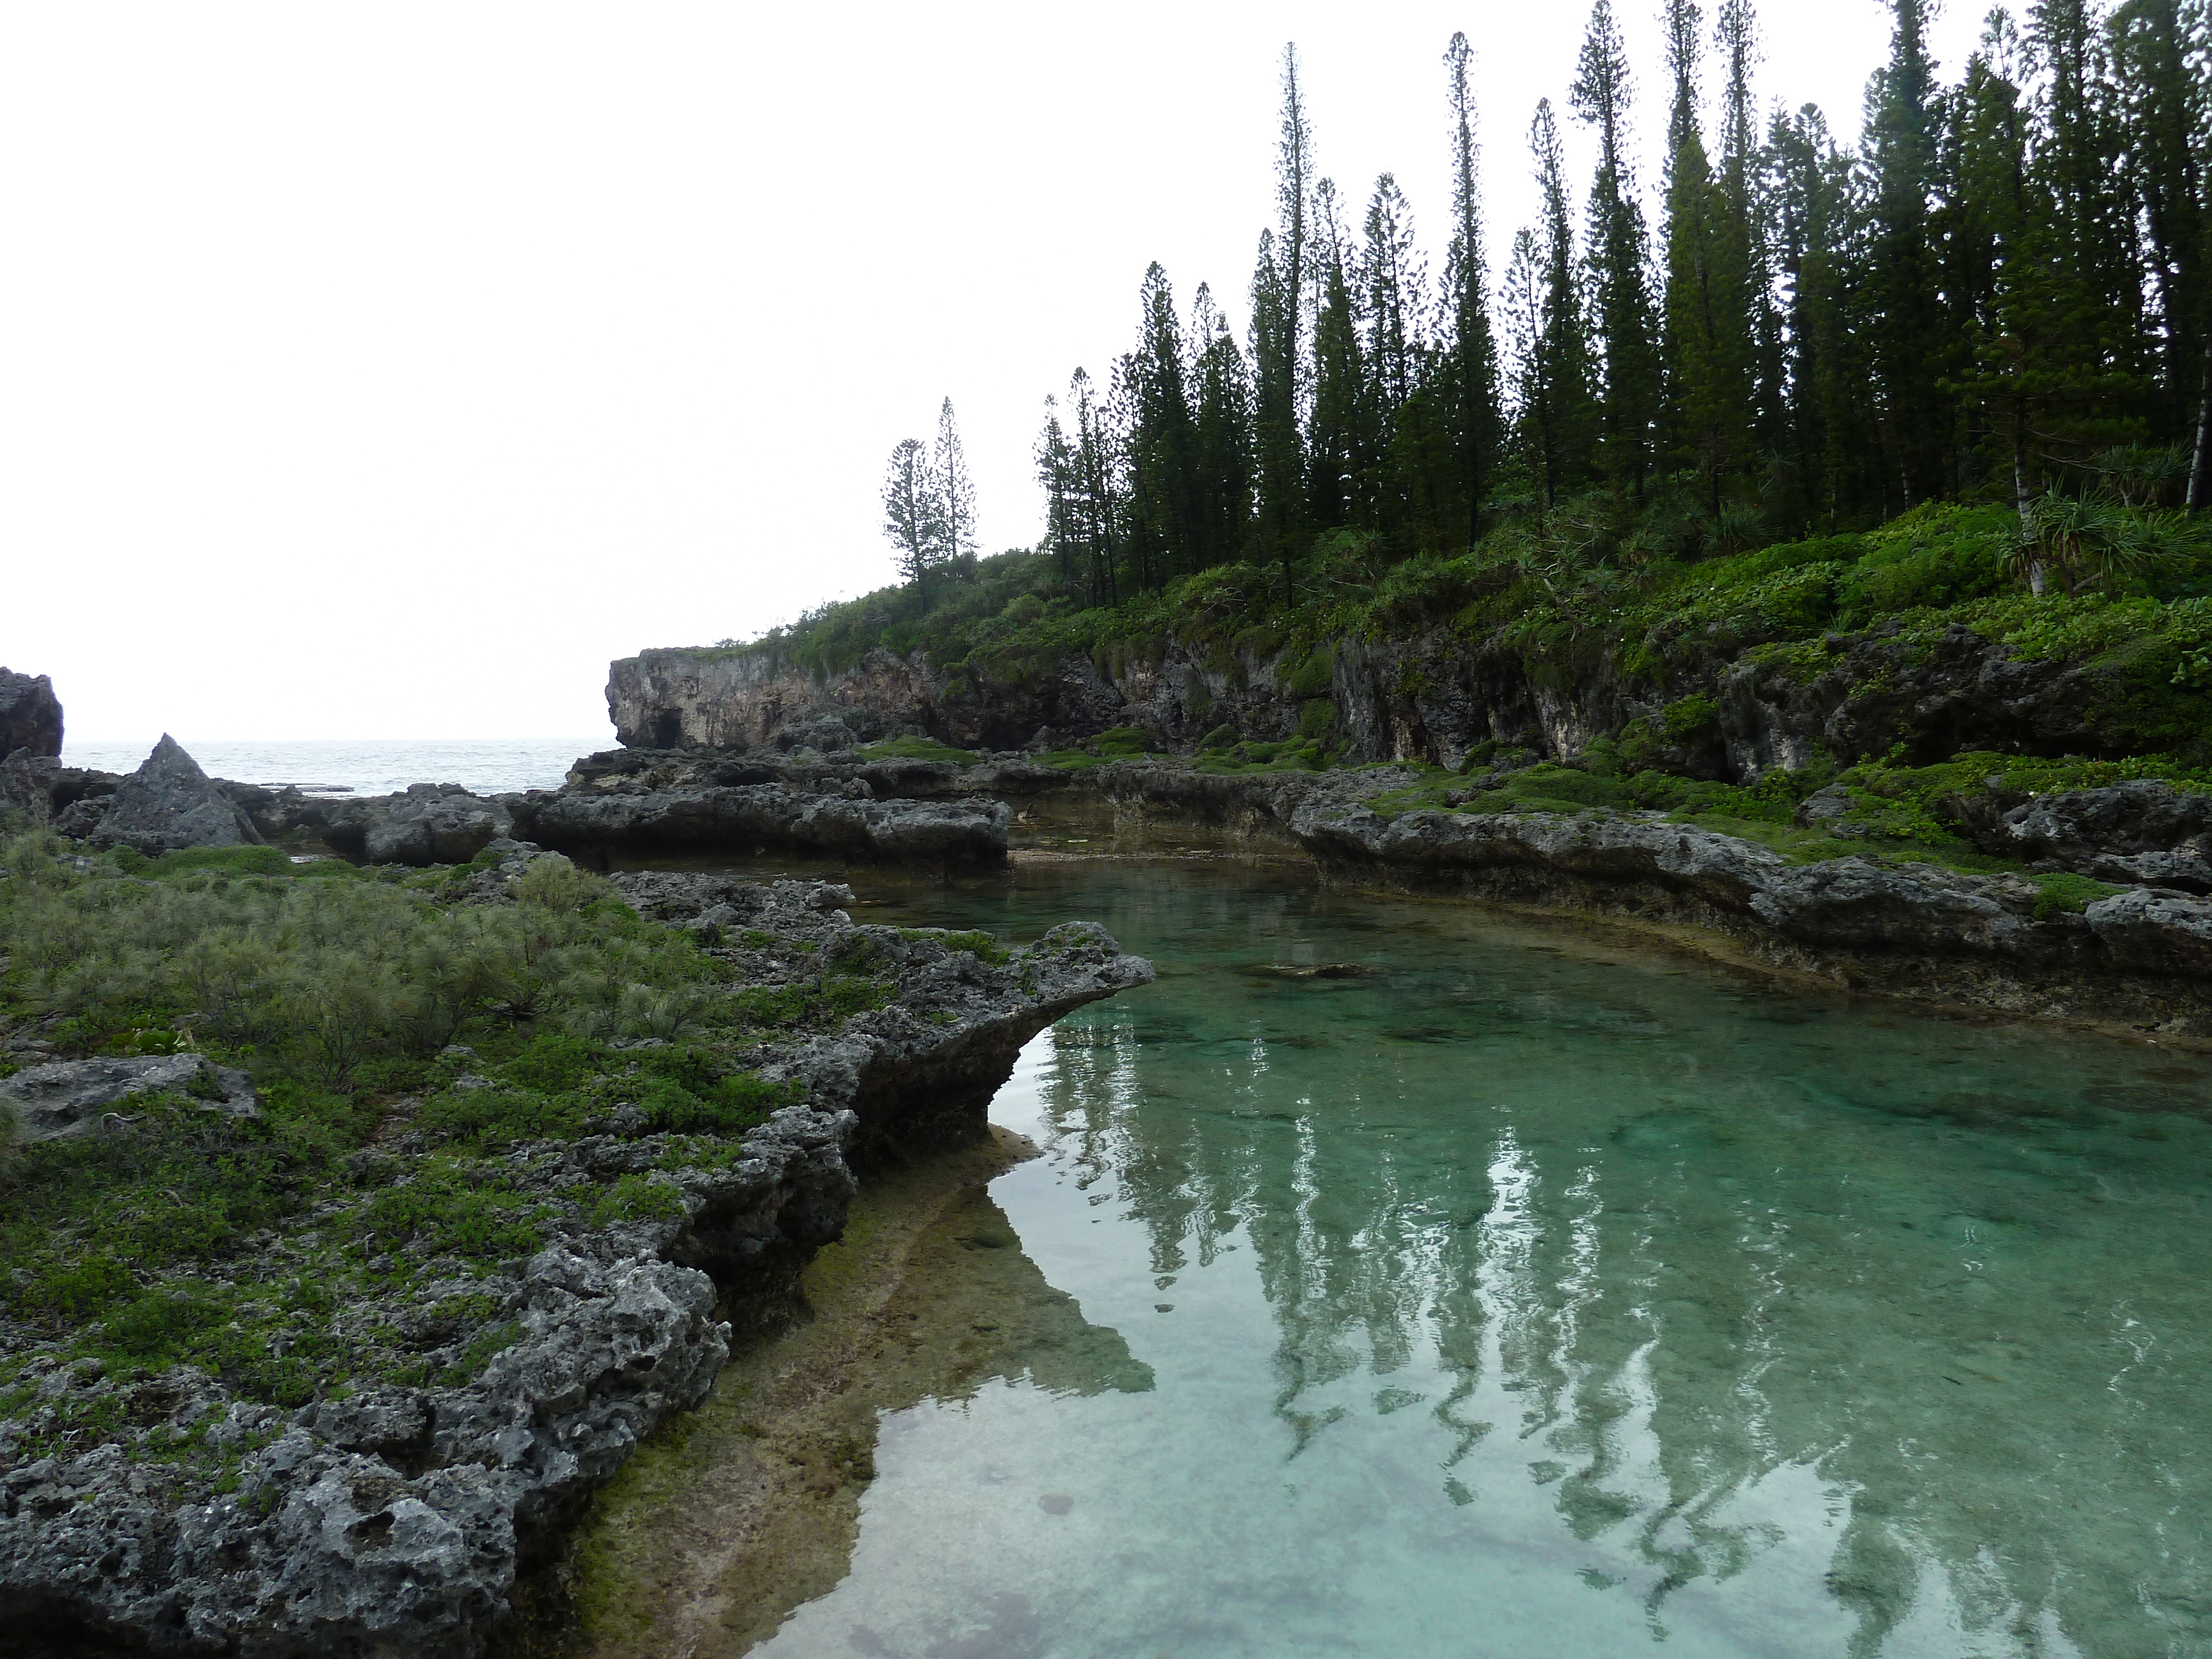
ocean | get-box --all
[57,738,612,796]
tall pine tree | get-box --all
[1572,0,1663,501]
[1441,32,1504,547]
[1658,0,1755,513]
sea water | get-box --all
[753,859,2212,1659]
[57,736,606,795]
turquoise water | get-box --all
[766,861,2212,1659]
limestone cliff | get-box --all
[607,612,2123,785]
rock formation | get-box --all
[0,1055,259,1144]
[0,872,1152,1658]
[606,607,2184,781]
[62,735,264,857]
[0,670,62,761]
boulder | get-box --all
[2000,781,2212,894]
[0,752,53,827]
[84,736,265,856]
[0,1053,259,1144]
[0,669,62,760]
[320,786,515,866]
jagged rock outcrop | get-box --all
[1992,780,2212,893]
[0,878,1152,1658]
[62,736,264,857]
[0,1055,259,1144]
[0,671,62,761]
[509,782,1011,869]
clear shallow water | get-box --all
[763,861,2212,1659]
[58,737,604,795]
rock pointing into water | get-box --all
[0,670,62,761]
[507,783,1011,869]
[65,735,265,857]
[0,878,1151,1658]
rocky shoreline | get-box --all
[0,841,1151,1656]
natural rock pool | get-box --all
[612,857,2212,1658]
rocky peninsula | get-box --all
[0,714,1151,1655]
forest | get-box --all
[751,0,2212,784]
[862,0,2206,624]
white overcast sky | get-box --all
[1,2,1990,744]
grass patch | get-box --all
[858,735,978,764]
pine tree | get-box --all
[1253,44,1317,595]
[1934,16,2031,512]
[1125,263,1203,583]
[881,437,945,599]
[1306,180,1368,531]
[1068,368,1120,606]
[932,399,977,568]
[1765,103,1874,526]
[1361,174,1449,545]
[1531,100,1601,504]
[1572,0,1663,500]
[1441,30,1504,548]
[1658,0,1755,512]
[1714,0,1786,478]
[1035,398,1083,596]
[2110,0,2209,505]
[1864,0,1952,508]
[1190,284,1256,564]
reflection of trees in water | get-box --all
[1039,1008,2212,1657]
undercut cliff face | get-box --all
[607,613,2132,784]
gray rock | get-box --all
[0,670,62,760]
[0,752,52,827]
[0,878,1154,1656]
[318,788,516,866]
[84,735,265,856]
[1999,782,2212,892]
[0,1053,259,1143]
[510,783,1011,868]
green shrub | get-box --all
[353,1170,547,1265]
[1285,649,1334,698]
[419,1085,592,1147]
[1093,725,1161,755]
[109,845,297,880]
[1196,724,1239,752]
[2031,872,2128,921]
[1660,693,1721,742]
[859,735,979,764]
[500,1031,606,1092]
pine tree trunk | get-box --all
[2189,336,2212,517]
[2014,421,2046,597]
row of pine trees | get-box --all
[1030,0,2211,611]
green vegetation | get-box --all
[857,735,978,765]
[0,833,894,1453]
